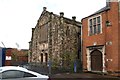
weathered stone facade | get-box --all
[29,7,81,67]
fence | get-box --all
[27,59,82,75]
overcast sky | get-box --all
[0,0,106,49]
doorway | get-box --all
[91,50,103,71]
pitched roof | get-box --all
[37,8,81,27]
[51,13,81,27]
[49,11,82,27]
[93,6,110,15]
[82,6,110,20]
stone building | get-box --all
[29,7,81,67]
[82,1,120,76]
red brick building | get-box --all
[5,48,28,66]
[5,48,12,66]
[82,1,120,76]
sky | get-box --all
[0,0,106,49]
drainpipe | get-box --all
[118,1,120,75]
[104,8,108,73]
[80,23,83,72]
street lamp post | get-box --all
[48,60,52,76]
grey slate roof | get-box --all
[93,6,110,15]
[82,6,110,20]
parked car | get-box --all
[18,64,30,69]
[0,66,50,80]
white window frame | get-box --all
[88,15,102,36]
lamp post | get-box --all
[48,60,52,76]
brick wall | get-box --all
[5,49,12,66]
[82,2,119,75]
[5,48,28,66]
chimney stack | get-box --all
[32,28,35,32]
[50,12,53,14]
[106,0,110,7]
[72,16,76,21]
[43,7,47,11]
[60,12,64,17]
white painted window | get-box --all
[88,15,102,36]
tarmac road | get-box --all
[49,73,120,80]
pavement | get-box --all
[50,72,120,80]
[27,65,120,80]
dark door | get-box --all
[91,50,103,71]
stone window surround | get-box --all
[88,15,102,36]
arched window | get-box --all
[41,53,43,63]
[66,26,70,36]
[45,53,48,62]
